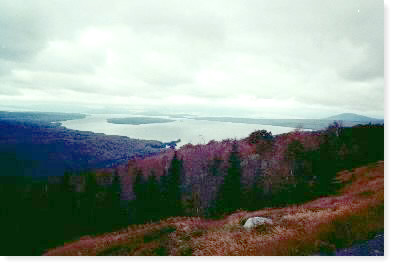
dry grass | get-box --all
[44,161,384,256]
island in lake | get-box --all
[107,117,175,125]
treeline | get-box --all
[0,123,384,255]
[128,123,384,221]
[0,171,127,255]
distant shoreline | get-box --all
[0,110,86,124]
[107,117,175,125]
[191,116,384,131]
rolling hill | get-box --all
[324,113,381,122]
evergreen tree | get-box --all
[84,171,98,233]
[161,151,184,218]
[284,140,314,203]
[144,171,161,221]
[58,172,78,236]
[132,168,146,223]
[215,141,243,215]
[108,170,124,229]
[206,156,223,217]
[248,166,265,211]
[314,133,341,196]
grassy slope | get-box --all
[44,161,384,256]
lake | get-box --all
[61,114,299,147]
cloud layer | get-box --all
[0,0,384,118]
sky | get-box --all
[0,0,384,119]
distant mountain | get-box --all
[324,113,380,122]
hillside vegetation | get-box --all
[44,161,384,255]
[0,122,383,255]
[118,123,383,219]
[0,119,164,179]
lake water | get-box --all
[61,114,298,147]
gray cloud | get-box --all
[0,0,49,62]
[0,0,384,118]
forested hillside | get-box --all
[0,122,383,255]
[0,119,165,180]
[44,161,384,256]
[121,123,383,221]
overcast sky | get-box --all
[0,0,384,118]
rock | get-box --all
[243,217,273,230]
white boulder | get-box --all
[243,217,273,230]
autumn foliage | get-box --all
[44,161,384,256]
[1,123,383,255]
